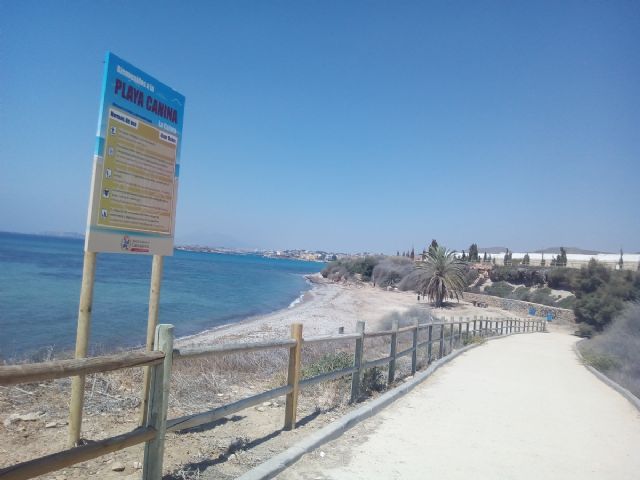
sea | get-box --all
[0,232,323,360]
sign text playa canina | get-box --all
[86,52,185,255]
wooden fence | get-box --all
[0,316,544,479]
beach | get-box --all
[175,274,523,349]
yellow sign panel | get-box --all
[97,108,177,234]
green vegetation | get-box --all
[483,281,571,308]
[572,260,639,331]
[578,303,640,397]
[361,367,386,395]
[468,243,479,262]
[321,256,382,282]
[581,351,619,371]
[415,246,467,307]
[463,335,486,346]
[484,281,515,298]
[487,260,639,332]
[489,266,547,287]
[302,351,353,380]
[323,251,638,335]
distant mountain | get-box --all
[534,246,605,255]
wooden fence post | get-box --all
[427,324,433,363]
[284,323,303,430]
[473,316,477,336]
[411,320,418,375]
[439,323,445,358]
[448,320,454,352]
[465,319,470,342]
[142,324,174,480]
[457,319,463,348]
[388,319,399,386]
[478,318,483,337]
[350,321,365,403]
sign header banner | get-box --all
[85,52,185,255]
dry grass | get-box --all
[1,315,478,479]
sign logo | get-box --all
[121,235,130,251]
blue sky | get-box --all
[1,1,638,253]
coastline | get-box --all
[175,274,424,348]
[174,275,533,349]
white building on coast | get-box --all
[459,251,640,271]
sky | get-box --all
[1,1,639,254]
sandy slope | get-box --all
[278,331,640,480]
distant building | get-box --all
[455,251,640,271]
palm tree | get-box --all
[415,246,466,307]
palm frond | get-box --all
[415,246,466,307]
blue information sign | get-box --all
[85,52,185,255]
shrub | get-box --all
[321,256,383,282]
[489,266,546,287]
[556,295,576,310]
[575,323,595,338]
[547,268,577,291]
[361,367,386,394]
[529,287,557,306]
[581,352,619,371]
[512,286,531,301]
[484,281,514,298]
[371,257,414,287]
[578,303,640,397]
[302,352,353,380]
[463,335,486,346]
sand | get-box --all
[277,330,640,480]
[176,275,522,348]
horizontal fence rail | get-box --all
[0,325,174,480]
[0,351,165,386]
[173,339,296,359]
[0,315,545,480]
[0,427,156,480]
[166,385,293,433]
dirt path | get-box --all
[277,331,640,480]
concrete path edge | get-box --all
[238,332,527,480]
[573,340,640,412]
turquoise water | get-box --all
[0,232,323,359]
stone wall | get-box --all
[463,292,576,325]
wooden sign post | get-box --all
[68,52,185,447]
[140,255,164,425]
[68,251,97,447]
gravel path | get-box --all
[277,331,640,479]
